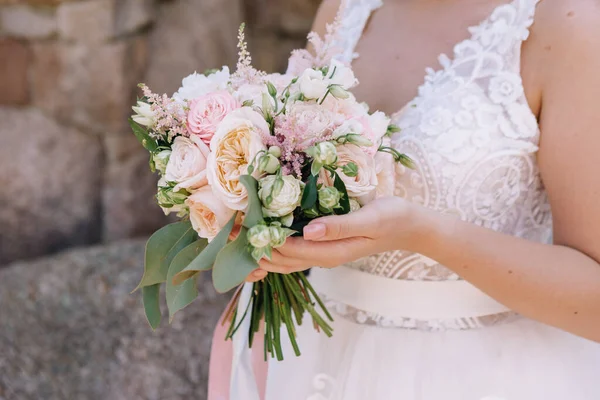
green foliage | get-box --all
[142,284,162,330]
[212,227,258,293]
[239,176,264,228]
[301,174,318,210]
[129,118,158,152]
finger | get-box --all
[303,211,375,241]
[258,259,303,274]
[245,268,268,282]
[269,249,312,269]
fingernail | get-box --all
[304,223,325,240]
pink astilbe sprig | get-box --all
[139,84,188,142]
[231,23,266,89]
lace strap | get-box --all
[331,0,383,64]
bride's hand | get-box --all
[253,196,434,275]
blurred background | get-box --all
[0,0,319,398]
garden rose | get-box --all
[164,135,210,192]
[298,69,329,100]
[187,91,240,145]
[186,186,235,241]
[321,144,377,200]
[207,107,268,210]
[258,175,303,217]
[287,103,340,148]
[247,224,272,248]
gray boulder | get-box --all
[0,240,230,400]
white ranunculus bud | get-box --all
[259,175,303,217]
[268,145,282,158]
[349,198,361,212]
[247,225,272,249]
[269,225,288,248]
[153,150,171,175]
[318,186,342,210]
[298,68,329,100]
[309,141,337,165]
[258,153,280,174]
[132,101,156,128]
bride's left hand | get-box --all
[257,196,435,274]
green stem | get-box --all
[298,272,334,322]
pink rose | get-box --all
[187,91,239,145]
[186,186,235,241]
[164,135,210,192]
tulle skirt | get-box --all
[264,269,600,400]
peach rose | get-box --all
[164,135,210,192]
[207,107,268,210]
[186,186,235,241]
[187,91,240,145]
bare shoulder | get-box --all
[311,0,343,37]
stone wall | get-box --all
[0,0,319,266]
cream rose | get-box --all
[258,175,303,217]
[207,107,268,210]
[321,144,377,201]
[186,186,235,241]
[164,135,210,192]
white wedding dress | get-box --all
[233,0,600,399]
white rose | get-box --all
[298,68,329,100]
[173,67,231,103]
[186,186,235,241]
[207,107,268,210]
[308,141,337,165]
[327,59,358,89]
[258,175,303,217]
[320,144,377,200]
[164,136,210,192]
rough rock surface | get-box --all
[0,107,103,266]
[0,240,229,400]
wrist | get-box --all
[402,203,453,256]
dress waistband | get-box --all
[309,266,511,321]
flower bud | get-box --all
[345,133,373,147]
[309,141,337,165]
[258,153,280,174]
[268,146,282,158]
[153,150,171,175]
[349,198,361,212]
[318,186,342,210]
[262,93,274,116]
[132,101,156,128]
[328,84,350,99]
[247,225,272,249]
[269,225,287,248]
[258,175,303,217]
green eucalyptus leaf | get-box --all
[129,118,158,152]
[134,221,197,291]
[172,214,237,285]
[166,240,208,321]
[212,227,258,293]
[142,284,161,330]
[239,175,264,228]
[332,171,351,214]
[301,174,318,210]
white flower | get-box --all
[298,68,329,100]
[247,225,271,248]
[308,141,337,165]
[269,225,293,248]
[258,175,303,217]
[327,59,358,89]
[132,101,155,127]
[318,186,342,210]
[421,107,453,137]
[164,136,210,192]
[187,186,235,241]
[333,119,364,138]
[489,72,524,105]
[173,67,231,103]
[258,153,280,174]
[153,150,171,175]
[367,111,391,143]
[207,107,268,210]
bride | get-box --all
[210,0,600,399]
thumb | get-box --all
[303,212,369,241]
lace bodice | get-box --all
[325,0,552,329]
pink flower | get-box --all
[165,135,211,192]
[187,91,240,145]
[186,186,235,241]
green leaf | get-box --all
[301,174,318,210]
[212,227,258,293]
[239,175,264,228]
[134,221,197,291]
[172,214,237,285]
[142,284,161,330]
[310,161,323,177]
[166,241,208,321]
[332,171,351,214]
[129,118,158,152]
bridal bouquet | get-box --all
[130,25,411,360]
